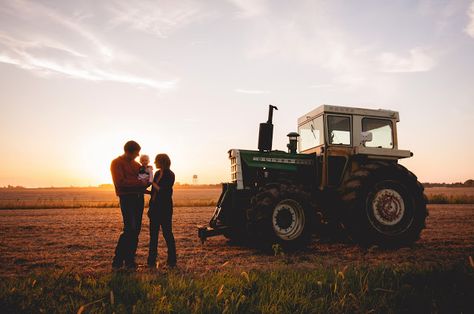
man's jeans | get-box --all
[113,194,144,267]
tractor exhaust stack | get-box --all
[258,105,278,152]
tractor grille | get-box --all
[229,149,244,189]
[230,157,238,182]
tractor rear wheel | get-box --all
[246,182,315,249]
[340,162,428,247]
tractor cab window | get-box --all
[327,115,351,145]
[362,118,393,148]
[298,115,324,151]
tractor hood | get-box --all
[229,149,314,172]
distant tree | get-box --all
[423,180,474,188]
[464,179,474,187]
[98,184,114,189]
[4,185,26,189]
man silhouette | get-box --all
[110,140,149,270]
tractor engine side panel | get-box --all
[232,150,318,190]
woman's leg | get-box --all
[161,210,176,266]
[147,217,160,266]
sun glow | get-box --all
[71,127,207,187]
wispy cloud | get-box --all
[241,2,377,89]
[377,48,437,73]
[235,88,270,94]
[0,32,87,58]
[0,51,178,89]
[309,83,334,89]
[107,0,213,38]
[239,1,445,94]
[466,1,474,38]
[5,0,113,60]
[227,0,267,18]
[0,0,178,90]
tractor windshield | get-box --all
[328,115,351,145]
[299,115,324,151]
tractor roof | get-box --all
[297,105,400,125]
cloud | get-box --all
[235,88,270,94]
[227,0,267,18]
[466,1,474,38]
[309,83,334,89]
[377,48,436,73]
[241,3,377,89]
[0,0,178,90]
[5,0,113,60]
[0,32,87,58]
[107,0,213,38]
[0,51,178,89]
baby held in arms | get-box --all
[138,155,154,184]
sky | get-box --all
[0,0,473,187]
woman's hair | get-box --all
[155,154,171,170]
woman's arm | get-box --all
[152,182,161,191]
[152,170,164,190]
[150,170,163,201]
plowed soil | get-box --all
[1,204,473,276]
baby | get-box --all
[138,154,154,183]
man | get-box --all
[110,140,149,270]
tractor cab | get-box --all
[297,105,412,189]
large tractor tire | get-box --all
[246,182,315,249]
[340,162,428,247]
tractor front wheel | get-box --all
[246,183,315,249]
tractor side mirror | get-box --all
[360,131,373,146]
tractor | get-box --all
[198,105,427,248]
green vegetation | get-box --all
[1,264,472,313]
[427,194,474,204]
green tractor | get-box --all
[198,105,427,248]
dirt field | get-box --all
[1,202,473,277]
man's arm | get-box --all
[111,159,146,188]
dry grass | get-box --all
[424,187,474,196]
[425,187,474,204]
[1,187,474,210]
[0,188,220,209]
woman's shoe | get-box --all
[166,260,177,268]
[125,262,138,271]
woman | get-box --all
[147,153,176,268]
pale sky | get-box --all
[0,0,473,187]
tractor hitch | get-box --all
[198,225,230,243]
